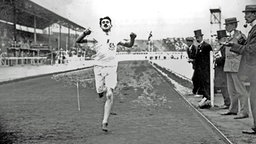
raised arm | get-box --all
[118,32,137,48]
[76,29,92,43]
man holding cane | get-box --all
[76,16,137,132]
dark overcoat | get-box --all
[214,46,227,87]
[193,41,212,98]
[194,41,212,83]
[187,44,197,69]
[230,25,256,82]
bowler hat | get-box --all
[194,29,204,37]
[185,37,194,41]
[242,5,256,12]
[217,30,227,40]
[224,17,239,25]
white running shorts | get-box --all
[94,65,117,93]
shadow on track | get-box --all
[0,118,17,144]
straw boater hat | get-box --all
[242,5,256,12]
[217,30,228,40]
[194,29,204,37]
[224,17,239,25]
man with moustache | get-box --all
[226,5,256,134]
[76,16,137,132]
[220,17,249,119]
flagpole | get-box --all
[148,31,152,60]
[210,51,214,107]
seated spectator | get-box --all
[21,40,30,49]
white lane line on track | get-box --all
[150,62,233,144]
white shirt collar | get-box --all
[251,19,256,27]
[189,44,193,49]
[230,30,235,36]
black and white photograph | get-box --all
[0,0,256,143]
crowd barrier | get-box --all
[1,57,47,66]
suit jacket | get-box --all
[224,30,245,72]
[194,41,213,82]
[230,25,256,81]
[215,46,227,87]
[187,45,197,59]
[187,44,197,69]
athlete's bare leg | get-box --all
[102,87,114,131]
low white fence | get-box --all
[1,57,47,66]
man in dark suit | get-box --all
[227,5,256,134]
[194,29,213,109]
[185,37,200,94]
[214,30,230,110]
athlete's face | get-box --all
[100,19,112,32]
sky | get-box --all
[32,0,255,40]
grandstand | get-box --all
[0,0,85,66]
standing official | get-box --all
[226,5,256,134]
[221,17,249,119]
[185,37,200,94]
[194,29,213,108]
[214,30,230,109]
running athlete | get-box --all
[76,16,136,132]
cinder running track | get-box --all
[0,61,227,144]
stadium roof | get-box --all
[0,0,85,31]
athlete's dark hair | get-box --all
[99,16,112,25]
